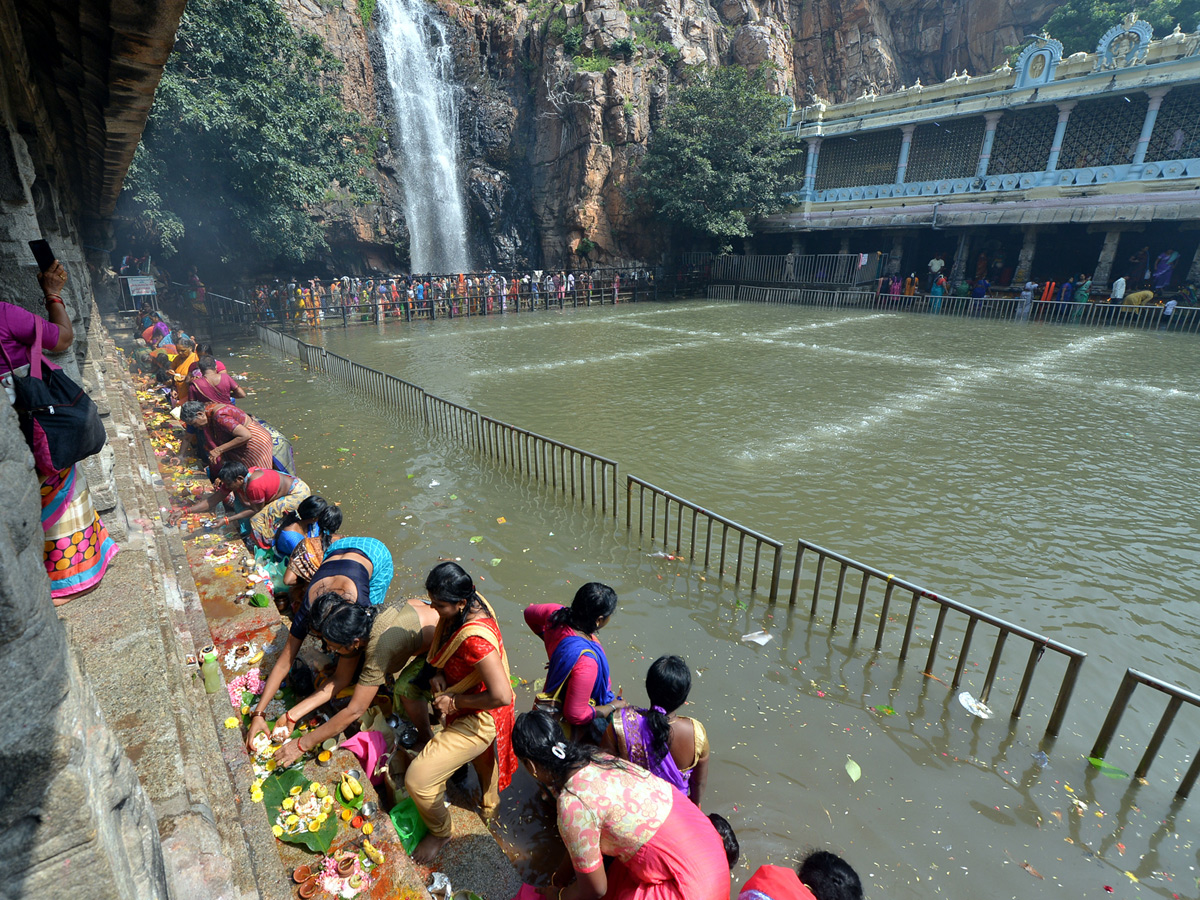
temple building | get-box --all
[758,15,1200,292]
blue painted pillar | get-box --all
[803,137,822,199]
[1045,101,1077,172]
[895,125,916,183]
[975,112,1003,178]
[1132,88,1169,165]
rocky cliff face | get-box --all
[277,0,412,270]
[279,0,1056,269]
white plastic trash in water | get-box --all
[957,690,993,719]
[741,630,773,646]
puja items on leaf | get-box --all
[337,772,364,809]
[261,769,338,853]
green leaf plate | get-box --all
[262,768,338,854]
[336,778,365,811]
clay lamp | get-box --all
[298,875,319,899]
[292,865,311,883]
[337,856,356,877]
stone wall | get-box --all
[0,389,169,900]
[0,2,186,898]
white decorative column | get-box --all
[803,137,822,199]
[895,125,916,183]
[1131,88,1170,165]
[1045,101,1077,172]
[975,112,1003,178]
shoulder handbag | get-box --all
[1,316,106,475]
[532,647,596,719]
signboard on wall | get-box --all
[125,276,157,296]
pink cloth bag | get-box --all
[339,730,387,786]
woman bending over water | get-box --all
[515,709,730,900]
[270,593,438,768]
[525,583,625,741]
[603,655,709,807]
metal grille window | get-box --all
[778,146,807,193]
[905,117,986,182]
[814,130,903,190]
[1058,94,1147,169]
[1145,85,1200,162]
[988,107,1058,175]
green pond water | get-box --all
[230,300,1200,899]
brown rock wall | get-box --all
[284,0,1060,267]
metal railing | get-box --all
[789,538,1086,736]
[1090,669,1200,798]
[710,283,1200,331]
[257,324,1200,785]
[710,253,888,286]
[627,476,784,600]
[481,418,618,515]
[256,325,618,517]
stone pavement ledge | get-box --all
[84,310,523,900]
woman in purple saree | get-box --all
[604,655,709,807]
[1152,249,1180,291]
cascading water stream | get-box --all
[377,0,471,273]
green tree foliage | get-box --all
[1043,0,1200,55]
[121,0,376,270]
[638,65,800,241]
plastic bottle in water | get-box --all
[202,649,220,694]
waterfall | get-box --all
[377,0,471,273]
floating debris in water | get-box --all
[957,691,992,719]
[741,630,773,646]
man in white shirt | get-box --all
[1161,296,1177,329]
[927,254,945,291]
[1110,276,1126,301]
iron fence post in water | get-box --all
[809,554,825,615]
[1138,695,1184,779]
[789,541,805,607]
[830,562,848,628]
[894,589,924,661]
[1046,653,1085,737]
[851,571,870,638]
[1091,670,1140,760]
[923,604,950,675]
[950,617,979,689]
[768,545,782,603]
[979,630,1009,703]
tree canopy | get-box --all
[638,65,800,243]
[120,0,376,271]
[1043,0,1200,55]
